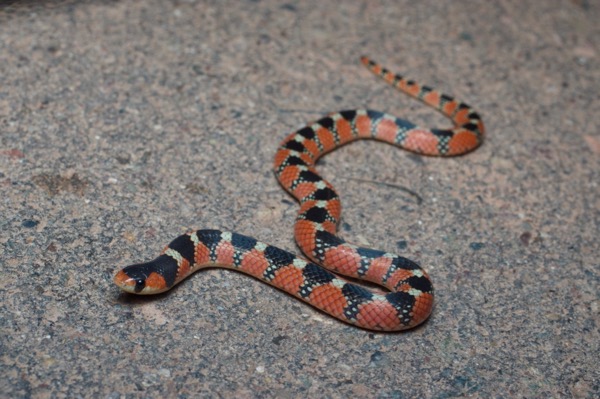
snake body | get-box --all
[114,57,484,331]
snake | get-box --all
[114,56,484,331]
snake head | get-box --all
[114,261,170,295]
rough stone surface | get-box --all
[1,1,598,398]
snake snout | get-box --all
[114,261,170,295]
[114,268,146,293]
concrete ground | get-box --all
[1,0,598,398]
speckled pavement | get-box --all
[1,1,598,398]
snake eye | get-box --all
[134,278,145,293]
